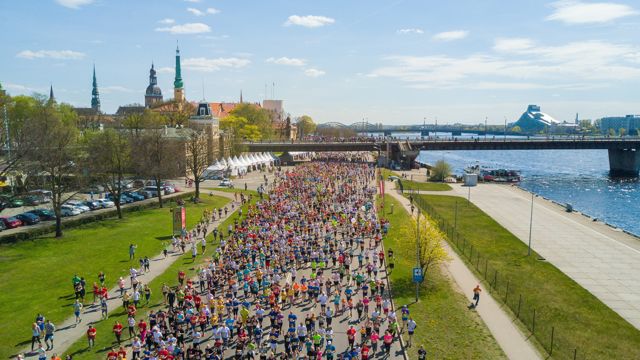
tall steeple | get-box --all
[240,90,243,104]
[174,43,185,104]
[145,62,163,108]
[91,65,101,113]
[48,84,55,103]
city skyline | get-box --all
[1,0,640,124]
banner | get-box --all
[173,206,186,236]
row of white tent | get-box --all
[203,152,279,177]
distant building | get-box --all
[144,63,163,108]
[599,115,640,134]
[513,105,560,132]
[91,65,101,113]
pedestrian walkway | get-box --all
[22,190,238,358]
[387,184,542,360]
[446,183,640,329]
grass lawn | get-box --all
[62,191,260,359]
[378,195,505,359]
[400,180,451,191]
[0,196,230,359]
[415,194,640,359]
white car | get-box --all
[95,198,115,208]
[219,179,233,187]
[144,186,161,197]
[66,200,90,213]
[61,205,81,217]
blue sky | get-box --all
[1,0,640,125]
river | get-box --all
[385,132,640,236]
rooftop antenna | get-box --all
[264,83,267,101]
[272,82,275,100]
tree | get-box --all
[132,116,181,208]
[619,128,626,137]
[184,130,209,200]
[296,115,316,138]
[410,214,450,285]
[510,125,522,133]
[230,103,273,140]
[220,115,253,155]
[23,100,82,237]
[430,160,452,182]
[608,128,616,136]
[85,129,132,219]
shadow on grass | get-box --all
[155,235,173,240]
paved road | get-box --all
[387,183,541,360]
[447,183,640,329]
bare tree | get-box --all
[23,100,83,237]
[184,130,209,200]
[132,125,182,208]
[85,129,132,219]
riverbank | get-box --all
[443,183,640,330]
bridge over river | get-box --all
[243,137,640,176]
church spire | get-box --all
[173,43,185,104]
[91,64,100,113]
[49,84,55,103]
[240,90,243,104]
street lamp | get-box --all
[527,192,534,256]
[415,209,421,302]
[484,116,488,140]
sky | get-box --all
[1,0,640,125]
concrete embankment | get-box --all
[441,183,640,329]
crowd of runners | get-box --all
[24,161,421,360]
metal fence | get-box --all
[402,182,585,360]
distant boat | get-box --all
[480,169,522,183]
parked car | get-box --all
[0,216,23,228]
[21,195,42,206]
[83,200,102,210]
[0,196,25,208]
[219,179,233,187]
[124,192,144,201]
[144,186,161,197]
[66,200,90,213]
[0,220,6,231]
[162,185,176,194]
[27,208,56,221]
[61,205,82,217]
[15,212,40,225]
[95,198,115,208]
[117,181,134,190]
[132,190,151,199]
[106,193,130,204]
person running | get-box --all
[472,284,482,308]
[418,345,427,360]
[406,317,417,347]
[112,320,123,344]
[86,325,96,348]
[30,323,42,351]
[72,299,83,325]
[129,243,137,260]
[44,320,55,350]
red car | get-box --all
[0,216,23,229]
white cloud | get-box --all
[155,23,211,34]
[17,49,85,60]
[55,0,93,9]
[304,68,326,77]
[284,15,335,28]
[182,57,250,72]
[187,7,205,16]
[266,57,306,66]
[156,67,174,74]
[3,82,44,93]
[370,40,640,89]
[206,8,220,14]
[397,28,424,35]
[493,38,536,52]
[432,30,468,41]
[547,0,638,24]
[158,18,175,25]
[101,86,134,94]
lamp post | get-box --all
[484,116,488,140]
[528,192,534,256]
[504,117,507,142]
[415,210,420,302]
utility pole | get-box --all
[504,117,507,142]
